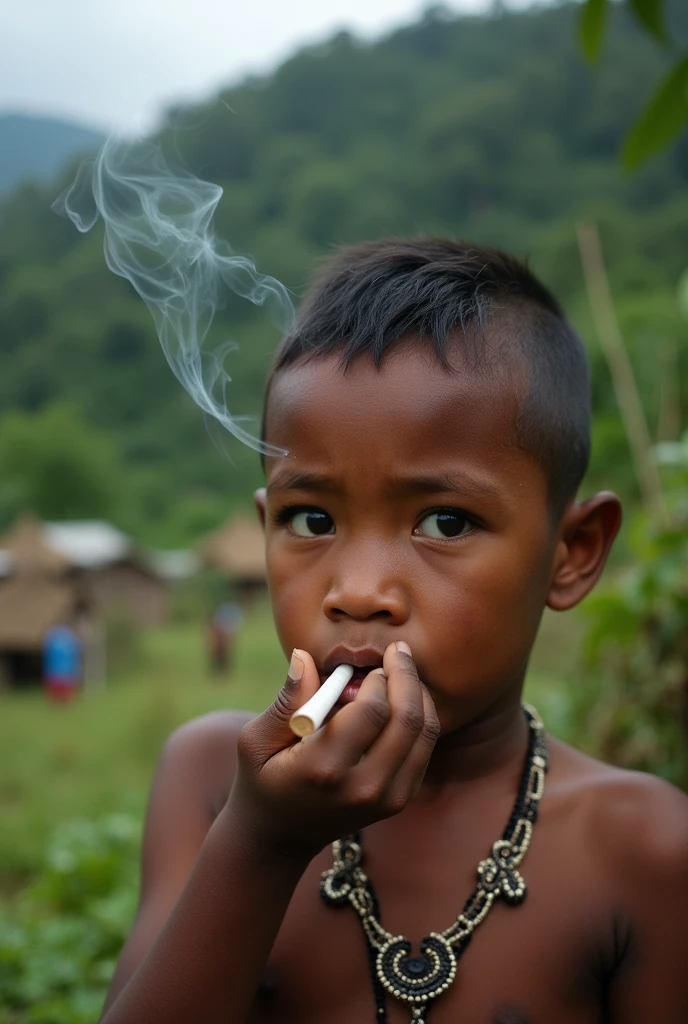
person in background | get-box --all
[43,624,82,701]
[207,600,244,676]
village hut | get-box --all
[44,521,168,626]
[0,516,89,687]
[198,515,267,603]
[0,516,169,688]
[0,514,71,576]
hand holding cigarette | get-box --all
[230,643,439,858]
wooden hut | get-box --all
[0,516,168,688]
[0,517,88,687]
[0,514,70,576]
[44,521,168,626]
[198,515,267,602]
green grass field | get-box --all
[0,602,582,889]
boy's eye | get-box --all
[415,510,472,540]
[289,509,335,537]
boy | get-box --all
[99,240,688,1023]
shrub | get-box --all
[0,815,139,1024]
[577,434,688,788]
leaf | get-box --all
[579,0,608,61]
[629,0,666,44]
[623,54,688,168]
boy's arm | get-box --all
[101,711,253,1010]
[605,776,688,1022]
[99,644,438,1024]
[101,790,310,1024]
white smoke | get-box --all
[53,136,294,455]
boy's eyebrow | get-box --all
[386,472,505,503]
[268,468,506,504]
[267,470,338,495]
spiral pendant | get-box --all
[375,932,457,1010]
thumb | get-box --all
[258,649,321,747]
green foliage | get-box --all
[0,815,140,1024]
[623,55,688,168]
[578,439,688,787]
[579,0,688,165]
[0,405,125,525]
[629,0,666,42]
[579,0,608,61]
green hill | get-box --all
[0,1,687,546]
[0,113,105,195]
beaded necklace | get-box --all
[320,704,547,1024]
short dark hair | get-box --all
[267,238,591,517]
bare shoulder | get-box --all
[547,736,688,886]
[158,709,258,817]
[164,707,257,757]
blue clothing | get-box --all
[43,625,81,679]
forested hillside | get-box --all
[1,0,687,546]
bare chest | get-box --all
[248,833,615,1024]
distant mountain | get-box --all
[0,113,105,195]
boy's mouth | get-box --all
[328,666,381,705]
[319,649,385,704]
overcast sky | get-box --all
[1,0,533,134]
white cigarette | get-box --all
[289,664,355,737]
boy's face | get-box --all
[259,344,561,732]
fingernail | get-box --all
[288,649,304,682]
[396,641,412,656]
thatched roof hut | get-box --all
[43,520,168,625]
[0,516,170,687]
[199,516,266,580]
[0,576,82,650]
[0,518,91,686]
[198,516,267,600]
[0,515,71,577]
[0,517,168,628]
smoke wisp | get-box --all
[53,137,294,455]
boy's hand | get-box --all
[230,643,440,858]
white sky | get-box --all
[1,0,533,134]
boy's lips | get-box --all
[320,647,385,681]
[319,648,388,704]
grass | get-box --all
[0,600,286,886]
[0,601,583,889]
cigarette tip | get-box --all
[289,714,315,738]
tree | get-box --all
[0,404,126,525]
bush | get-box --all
[577,435,688,788]
[0,815,139,1024]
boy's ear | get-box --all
[546,492,622,612]
[254,488,267,530]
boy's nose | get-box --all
[321,555,409,624]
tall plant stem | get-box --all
[576,221,664,514]
[656,334,682,442]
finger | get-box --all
[306,667,391,766]
[381,683,440,809]
[353,641,425,781]
[250,649,321,755]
